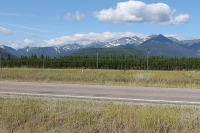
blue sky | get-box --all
[0,0,199,49]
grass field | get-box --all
[1,97,200,133]
[1,68,200,132]
[0,68,200,88]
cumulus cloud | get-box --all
[94,0,190,25]
[42,32,146,47]
[64,11,85,21]
[173,14,190,24]
[0,39,35,49]
[0,27,13,34]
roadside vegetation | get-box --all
[1,68,200,132]
[1,68,200,88]
[1,97,200,133]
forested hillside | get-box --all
[72,48,146,57]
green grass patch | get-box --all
[1,68,200,88]
[0,97,200,133]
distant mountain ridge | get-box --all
[137,34,198,57]
[1,34,200,58]
[0,47,18,58]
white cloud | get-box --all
[64,13,71,20]
[165,34,187,40]
[27,33,40,38]
[94,0,190,25]
[42,32,146,47]
[1,22,51,32]
[0,12,20,16]
[74,11,85,20]
[64,11,84,21]
[0,27,13,34]
[173,14,190,24]
[0,39,35,49]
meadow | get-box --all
[0,68,200,88]
[1,97,200,133]
[1,68,200,132]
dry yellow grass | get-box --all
[1,68,200,88]
[0,97,200,133]
[1,68,200,132]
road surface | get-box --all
[1,81,200,106]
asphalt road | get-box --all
[1,81,200,106]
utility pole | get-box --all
[0,54,1,72]
[43,51,45,69]
[147,48,149,70]
[96,50,98,71]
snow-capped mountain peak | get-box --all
[0,45,5,49]
[143,35,158,41]
[52,46,60,53]
[61,43,83,51]
[166,37,179,42]
[21,46,31,52]
[108,36,143,47]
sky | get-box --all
[0,0,200,49]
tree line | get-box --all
[1,54,200,70]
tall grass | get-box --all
[1,68,200,132]
[1,68,200,88]
[0,97,200,133]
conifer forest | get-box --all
[1,54,200,71]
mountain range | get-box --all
[1,34,200,58]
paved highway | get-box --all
[1,81,200,105]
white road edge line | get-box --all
[1,91,200,105]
